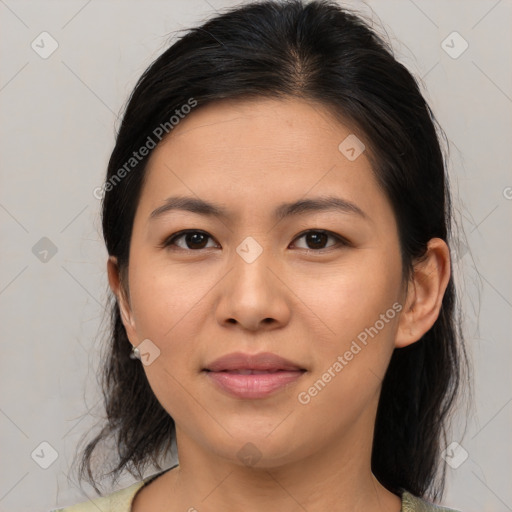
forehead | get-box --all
[136,97,392,227]
[155,97,357,159]
[144,97,371,183]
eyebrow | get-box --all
[149,195,368,222]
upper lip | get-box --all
[204,352,305,372]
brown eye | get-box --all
[163,230,217,250]
[161,229,348,252]
[292,230,347,251]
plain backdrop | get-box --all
[0,1,511,511]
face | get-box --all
[115,97,409,468]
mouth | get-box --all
[203,351,306,373]
[202,351,307,399]
[204,369,306,375]
[204,370,306,399]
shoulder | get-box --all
[50,465,177,512]
[50,480,145,512]
[401,490,461,512]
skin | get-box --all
[107,97,451,512]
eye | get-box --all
[160,229,349,252]
[161,230,219,251]
[291,230,348,251]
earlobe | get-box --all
[395,238,451,349]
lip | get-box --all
[205,370,305,399]
[204,351,304,372]
[203,352,306,399]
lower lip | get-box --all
[204,370,305,399]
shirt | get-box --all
[51,465,461,512]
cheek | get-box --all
[294,251,402,403]
[297,249,402,340]
[125,268,207,391]
[296,291,400,425]
[126,262,206,420]
[128,254,209,336]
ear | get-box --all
[395,238,451,348]
[107,256,138,346]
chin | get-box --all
[203,429,306,469]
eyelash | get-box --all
[159,229,350,253]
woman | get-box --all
[53,0,469,510]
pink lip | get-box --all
[205,370,305,399]
[203,351,306,399]
[204,351,304,372]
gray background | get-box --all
[0,1,511,511]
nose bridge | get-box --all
[231,234,274,301]
[216,234,289,330]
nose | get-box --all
[215,244,291,332]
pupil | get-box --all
[188,232,207,249]
[307,232,327,249]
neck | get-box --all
[157,423,401,512]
